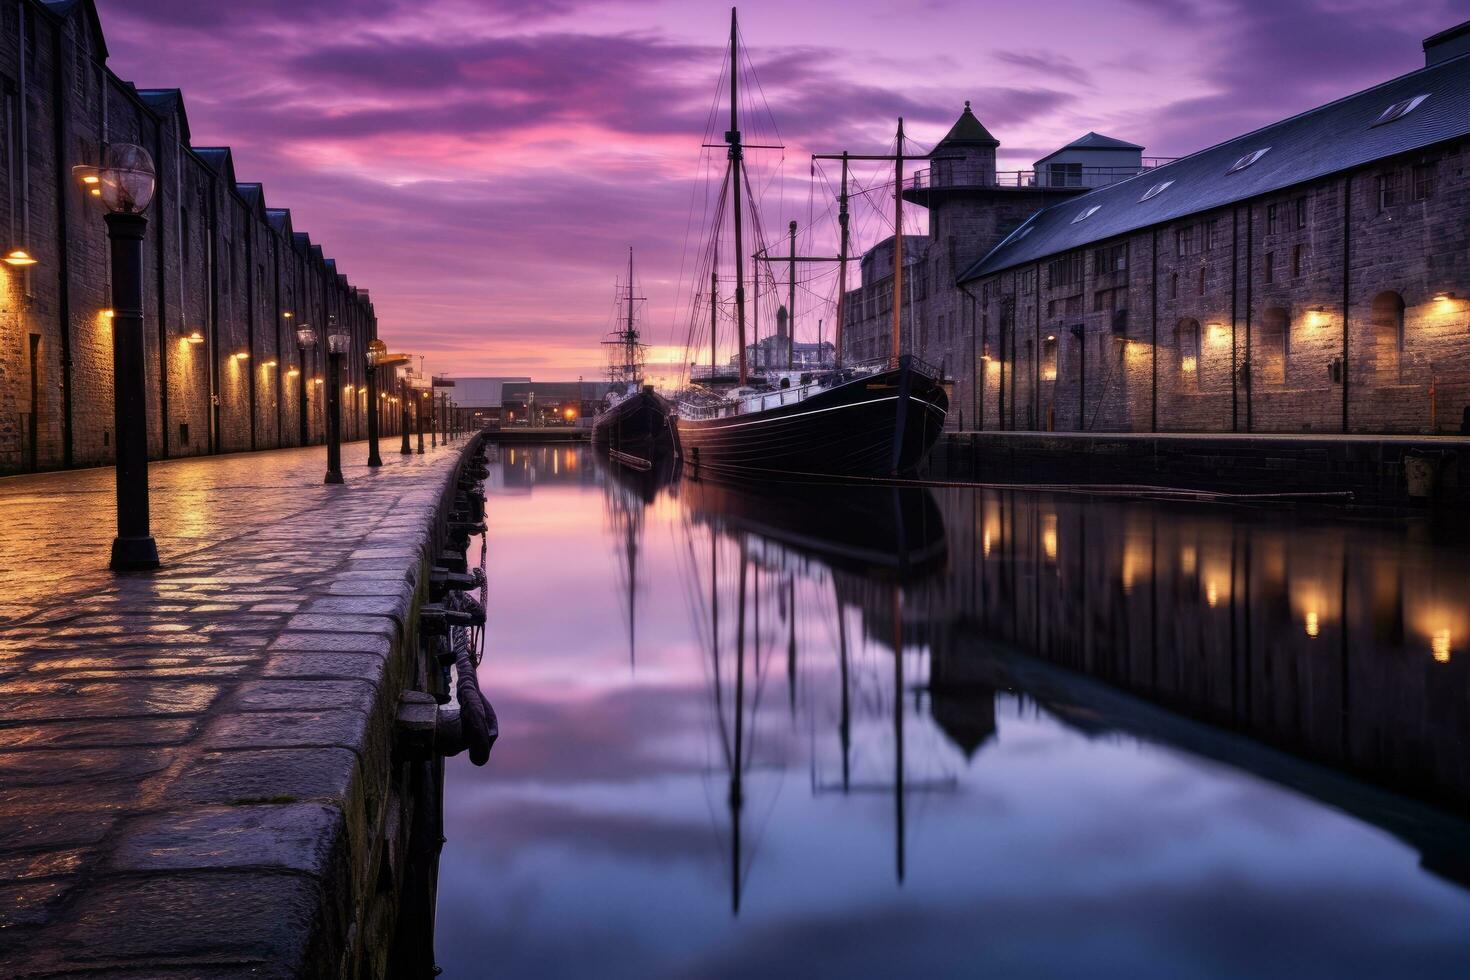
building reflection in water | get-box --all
[669,465,1470,896]
[436,446,1470,977]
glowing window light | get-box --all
[1305,611,1320,638]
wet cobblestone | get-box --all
[0,438,470,976]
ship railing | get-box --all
[844,353,945,380]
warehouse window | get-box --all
[1292,244,1307,278]
[1413,162,1437,201]
[1258,307,1289,385]
[1177,318,1200,391]
[1371,291,1405,383]
[1377,172,1401,210]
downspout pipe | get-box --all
[46,16,75,467]
[1340,174,1351,433]
[958,279,980,431]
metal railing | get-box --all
[908,159,1177,192]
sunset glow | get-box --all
[94,0,1456,381]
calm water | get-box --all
[439,445,1470,978]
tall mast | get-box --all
[727,7,748,386]
[892,118,905,367]
[836,152,849,368]
[710,248,719,381]
[626,246,636,380]
[787,220,796,370]
[626,249,637,376]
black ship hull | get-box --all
[677,359,948,478]
[592,387,675,464]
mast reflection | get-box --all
[595,455,1470,908]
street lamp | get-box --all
[324,316,349,484]
[96,143,159,571]
[400,372,413,456]
[365,339,386,467]
[417,389,428,454]
[296,323,317,446]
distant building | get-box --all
[844,21,1470,435]
[744,305,836,372]
[444,376,530,427]
[501,381,614,425]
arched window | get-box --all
[1371,291,1405,383]
[1258,307,1289,385]
[1177,318,1201,391]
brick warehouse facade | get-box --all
[843,23,1470,436]
[0,0,393,475]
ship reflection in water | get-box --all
[439,445,1470,978]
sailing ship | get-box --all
[673,9,949,480]
[592,247,675,468]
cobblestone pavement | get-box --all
[0,438,469,977]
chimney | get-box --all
[1424,21,1470,66]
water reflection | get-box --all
[441,447,1470,978]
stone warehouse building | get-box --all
[0,0,388,475]
[843,22,1470,435]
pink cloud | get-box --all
[94,0,1459,380]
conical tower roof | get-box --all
[935,101,999,151]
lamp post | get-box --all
[430,389,438,450]
[417,390,427,454]
[296,324,316,445]
[400,375,412,455]
[365,339,385,467]
[97,144,159,571]
[324,317,349,484]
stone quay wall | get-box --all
[0,0,389,477]
[919,430,1470,506]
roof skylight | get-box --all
[1141,180,1174,201]
[1071,204,1102,224]
[1371,94,1429,127]
[1226,148,1270,174]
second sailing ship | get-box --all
[592,248,675,468]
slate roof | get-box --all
[962,45,1470,281]
[1034,131,1143,165]
[934,102,999,150]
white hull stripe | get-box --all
[681,394,948,432]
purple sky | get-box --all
[96,0,1463,381]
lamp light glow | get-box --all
[4,249,38,266]
[185,329,205,345]
[97,144,156,214]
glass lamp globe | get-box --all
[98,144,156,214]
[327,331,352,355]
[296,325,318,349]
